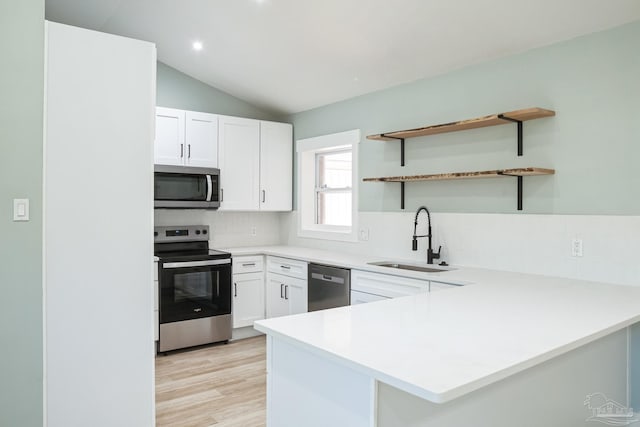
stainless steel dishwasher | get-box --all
[308,263,350,311]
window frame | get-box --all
[296,129,359,242]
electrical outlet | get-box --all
[250,227,257,236]
[571,238,583,257]
[359,228,370,241]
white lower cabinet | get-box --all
[266,273,308,318]
[266,256,308,318]
[350,270,458,305]
[232,256,265,329]
[350,269,429,301]
[350,290,389,305]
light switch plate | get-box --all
[359,228,370,241]
[13,198,30,221]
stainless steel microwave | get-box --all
[154,165,220,209]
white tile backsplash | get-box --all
[281,211,640,287]
[155,209,639,286]
[154,210,283,248]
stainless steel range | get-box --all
[154,225,232,352]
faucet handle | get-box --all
[434,245,442,259]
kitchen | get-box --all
[2,1,640,426]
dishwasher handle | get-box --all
[310,272,345,285]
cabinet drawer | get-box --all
[154,261,158,281]
[233,255,264,274]
[351,269,428,298]
[350,290,389,305]
[267,256,307,279]
[430,281,460,292]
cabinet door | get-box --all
[185,111,218,167]
[260,121,292,211]
[155,107,185,165]
[285,276,308,315]
[266,273,289,319]
[233,272,265,328]
[218,115,260,211]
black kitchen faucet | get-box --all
[412,205,441,264]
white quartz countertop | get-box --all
[239,246,640,404]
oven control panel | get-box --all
[154,225,209,242]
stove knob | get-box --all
[203,229,208,235]
[195,230,201,235]
[154,232,158,237]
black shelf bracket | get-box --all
[498,114,523,156]
[497,172,524,210]
[400,182,405,210]
[381,134,405,166]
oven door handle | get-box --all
[162,259,231,269]
[206,175,213,202]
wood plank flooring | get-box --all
[155,336,267,427]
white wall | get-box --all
[44,22,155,427]
[282,212,640,287]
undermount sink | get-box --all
[367,261,456,273]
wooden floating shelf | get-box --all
[362,167,555,183]
[367,108,555,141]
[363,167,555,211]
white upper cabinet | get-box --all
[185,111,218,167]
[218,115,261,211]
[155,107,185,166]
[218,116,293,211]
[154,107,218,168]
[260,121,293,211]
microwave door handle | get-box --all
[206,175,213,202]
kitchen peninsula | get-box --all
[255,264,640,427]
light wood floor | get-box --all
[155,336,267,427]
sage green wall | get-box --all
[157,62,282,121]
[0,1,44,426]
[290,21,640,215]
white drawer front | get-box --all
[430,281,460,292]
[267,256,307,279]
[351,269,428,299]
[350,290,389,305]
[233,255,264,274]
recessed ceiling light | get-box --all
[192,41,203,51]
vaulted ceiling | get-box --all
[45,0,640,114]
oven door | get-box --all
[154,165,220,209]
[159,258,231,324]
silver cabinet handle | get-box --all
[280,283,284,298]
[280,265,291,270]
[180,143,184,158]
[284,285,289,300]
[188,144,191,158]
[220,188,224,202]
[262,190,266,203]
[242,263,256,267]
[234,283,237,297]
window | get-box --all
[297,130,359,241]
[315,149,352,226]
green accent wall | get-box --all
[632,324,640,410]
[290,21,640,215]
[0,1,44,426]
[157,62,282,121]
